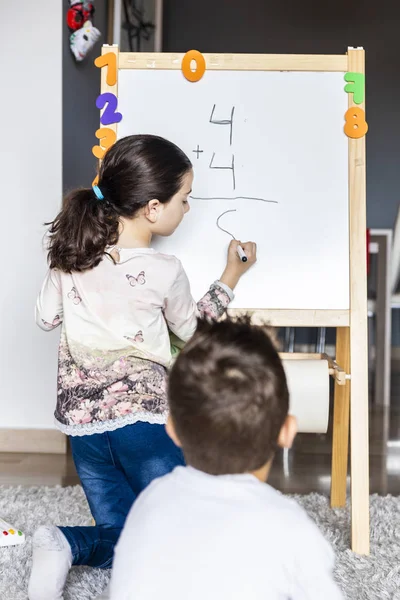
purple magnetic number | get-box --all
[96,93,123,126]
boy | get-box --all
[110,317,343,599]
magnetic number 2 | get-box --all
[96,93,123,126]
[94,53,117,87]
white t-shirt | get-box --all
[110,466,343,600]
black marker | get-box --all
[237,246,247,262]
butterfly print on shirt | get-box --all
[126,271,145,287]
[42,315,62,328]
[67,287,82,305]
[125,330,144,343]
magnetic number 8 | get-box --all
[344,107,368,139]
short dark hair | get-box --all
[47,135,192,273]
[168,317,289,475]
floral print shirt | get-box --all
[36,248,233,436]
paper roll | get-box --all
[282,359,330,434]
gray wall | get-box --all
[163,0,400,231]
[63,0,108,192]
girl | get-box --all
[29,134,256,600]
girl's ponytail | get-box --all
[46,134,192,273]
[47,188,119,273]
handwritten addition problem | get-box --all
[190,103,275,204]
[192,103,236,190]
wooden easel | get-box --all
[332,48,369,554]
[94,46,369,555]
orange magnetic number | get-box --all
[344,107,368,139]
[94,52,117,87]
[92,127,116,159]
[181,50,206,83]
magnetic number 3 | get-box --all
[92,128,116,159]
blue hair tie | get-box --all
[92,184,104,200]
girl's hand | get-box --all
[220,240,257,291]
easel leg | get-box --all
[330,327,350,507]
[374,233,392,407]
[347,46,370,555]
[350,322,370,555]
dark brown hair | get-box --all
[168,317,289,475]
[47,135,192,272]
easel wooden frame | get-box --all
[98,46,369,555]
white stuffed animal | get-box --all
[70,20,101,62]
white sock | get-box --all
[96,582,111,600]
[28,525,72,600]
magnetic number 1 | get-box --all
[95,53,117,87]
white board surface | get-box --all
[118,68,349,309]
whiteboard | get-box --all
[118,69,349,309]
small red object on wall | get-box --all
[67,2,95,31]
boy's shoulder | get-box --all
[247,479,317,529]
[134,466,315,531]
[260,486,335,561]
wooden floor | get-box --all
[1,361,399,495]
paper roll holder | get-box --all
[279,353,350,385]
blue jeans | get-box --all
[59,421,184,568]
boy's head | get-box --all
[167,317,296,477]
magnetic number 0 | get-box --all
[344,107,368,139]
[92,127,116,159]
[181,50,206,82]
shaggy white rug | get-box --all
[1,485,400,599]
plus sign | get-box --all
[192,145,204,159]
